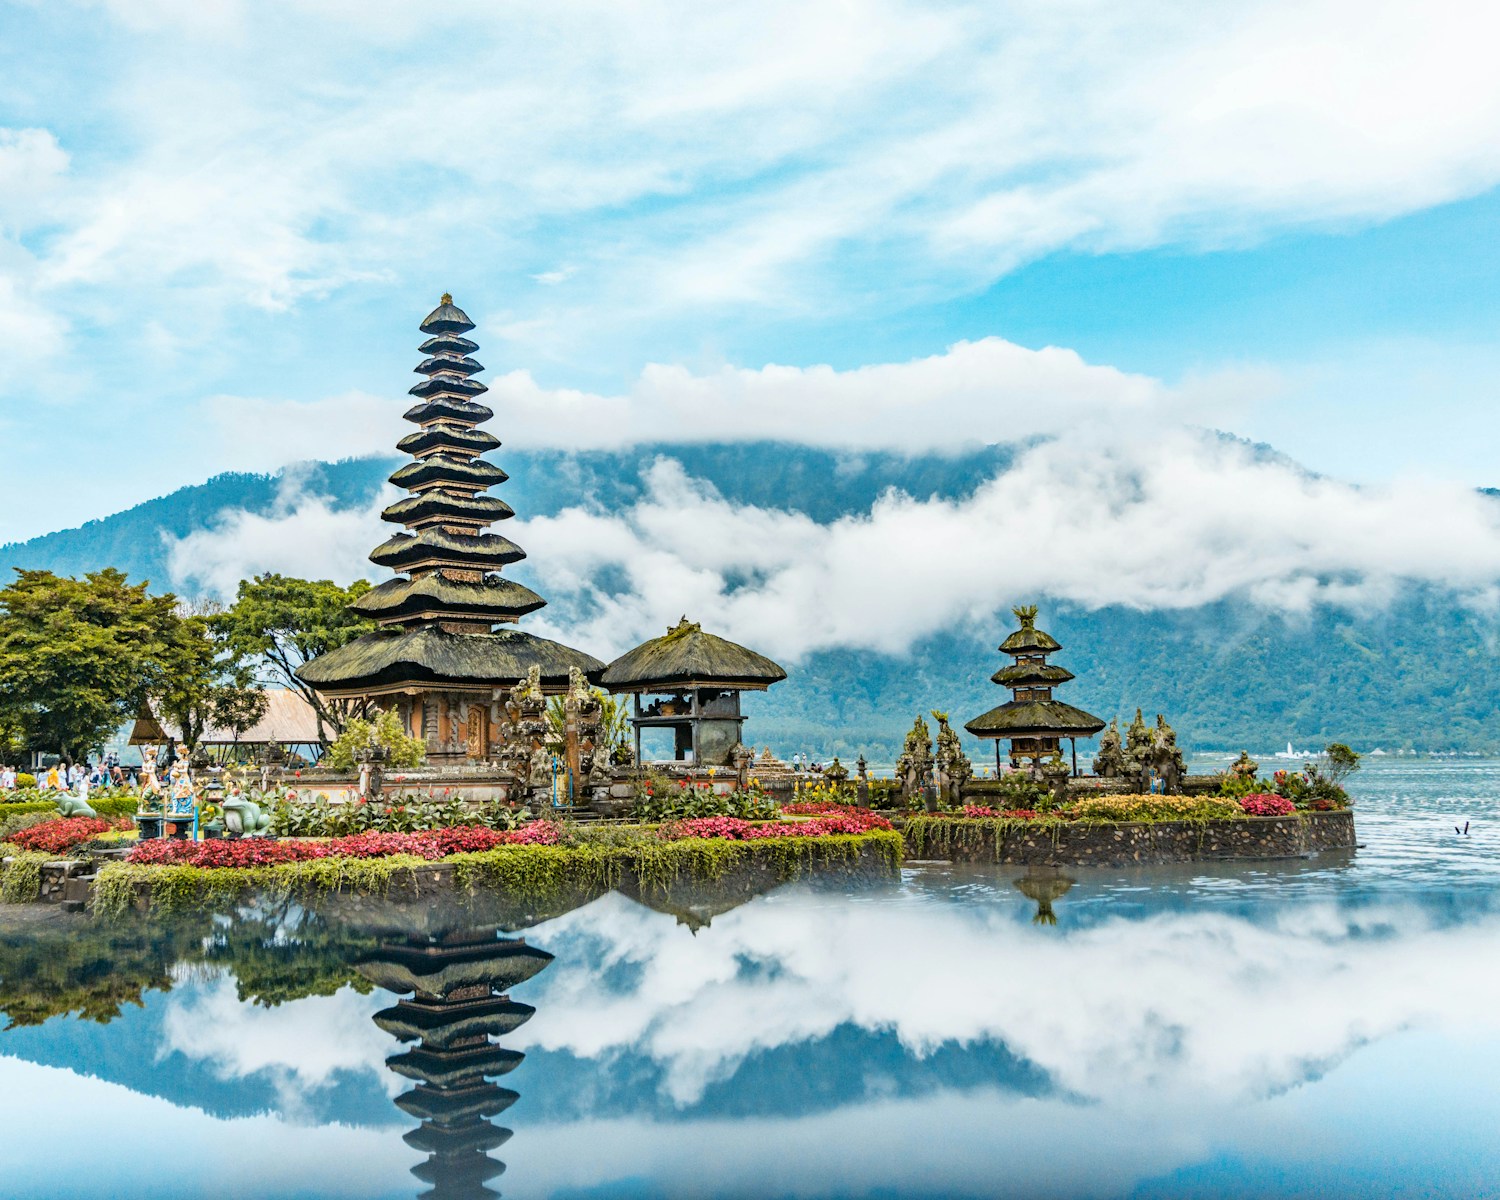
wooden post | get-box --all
[633,693,642,767]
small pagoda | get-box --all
[964,605,1105,775]
[299,296,603,760]
[361,929,553,1200]
[601,618,786,767]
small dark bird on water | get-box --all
[1454,821,1470,836]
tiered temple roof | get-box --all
[299,296,602,698]
[965,606,1105,764]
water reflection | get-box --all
[1012,869,1074,925]
[360,929,551,1199]
[0,760,1498,1199]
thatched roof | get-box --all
[999,605,1062,655]
[396,424,499,457]
[402,397,495,426]
[418,295,476,336]
[601,617,787,692]
[381,491,514,527]
[388,453,507,491]
[356,938,553,998]
[369,529,525,572]
[351,574,546,624]
[298,626,604,694]
[964,699,1105,739]
[414,353,484,378]
[128,689,322,746]
[408,373,488,400]
[991,661,1075,687]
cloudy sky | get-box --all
[4,0,1500,621]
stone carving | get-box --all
[931,710,973,807]
[731,742,753,791]
[1040,752,1071,806]
[222,784,273,837]
[1093,719,1125,778]
[824,756,849,789]
[139,745,162,803]
[56,791,96,819]
[855,754,870,806]
[1119,709,1185,793]
[1148,715,1186,794]
[895,716,934,807]
[1229,750,1259,779]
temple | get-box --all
[964,605,1105,775]
[602,618,786,767]
[299,296,602,761]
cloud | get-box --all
[164,469,392,598]
[10,0,1500,344]
[164,421,1500,651]
[203,336,1200,461]
[517,434,1500,659]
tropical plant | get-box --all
[325,708,425,771]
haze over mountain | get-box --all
[6,440,1498,759]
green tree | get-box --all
[155,601,267,753]
[0,569,186,760]
[211,573,374,745]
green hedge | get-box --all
[0,796,139,821]
[92,830,904,918]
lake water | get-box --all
[2,759,1498,1200]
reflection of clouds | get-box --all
[0,1057,410,1200]
[519,890,1500,1108]
[160,972,398,1114]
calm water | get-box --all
[2,759,1499,1200]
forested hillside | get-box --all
[5,443,1497,757]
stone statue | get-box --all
[730,742,753,791]
[1148,714,1186,794]
[1040,752,1071,807]
[1013,869,1075,926]
[139,745,162,803]
[895,716,934,807]
[56,791,96,819]
[1121,708,1154,792]
[824,756,849,789]
[222,784,273,837]
[1093,719,1125,779]
[931,710,973,807]
[1229,750,1259,779]
[855,754,870,806]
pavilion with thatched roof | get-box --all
[965,605,1105,775]
[601,617,786,767]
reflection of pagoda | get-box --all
[360,930,553,1199]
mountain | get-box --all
[3,442,1497,758]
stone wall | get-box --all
[904,810,1355,868]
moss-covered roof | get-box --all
[403,397,494,426]
[991,661,1076,687]
[299,626,604,693]
[418,295,476,336]
[396,425,500,457]
[417,332,478,357]
[601,617,787,692]
[351,574,546,623]
[369,530,526,572]
[964,699,1105,739]
[388,454,507,491]
[381,492,514,527]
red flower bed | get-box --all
[9,817,126,855]
[662,811,891,841]
[961,805,1041,820]
[1239,794,1296,817]
[125,822,563,868]
[780,804,892,829]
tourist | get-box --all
[0,765,14,789]
[44,763,62,791]
[68,760,86,790]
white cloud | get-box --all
[9,0,1500,341]
[164,470,392,598]
[518,434,1500,660]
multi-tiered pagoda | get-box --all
[964,605,1105,775]
[361,928,554,1200]
[299,296,603,760]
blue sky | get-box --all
[3,0,1500,547]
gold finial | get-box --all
[440,292,453,304]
